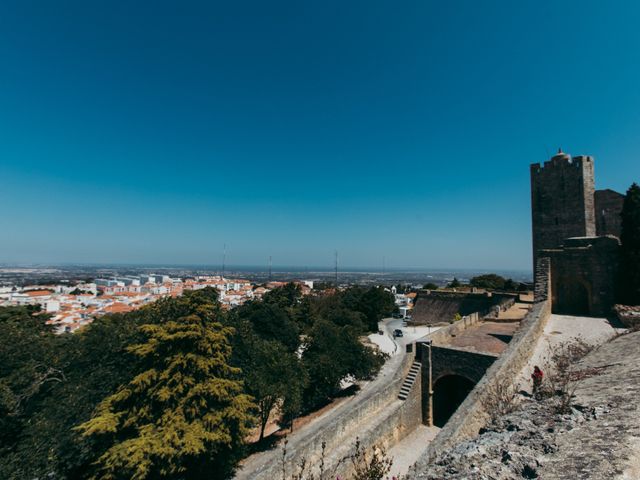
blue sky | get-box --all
[1,1,639,271]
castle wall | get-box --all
[409,298,552,468]
[419,344,497,426]
[332,363,423,478]
[418,310,482,344]
[530,152,621,317]
[543,235,620,316]
[595,189,624,238]
[428,347,497,385]
[410,291,513,325]
[236,349,420,480]
[534,256,551,302]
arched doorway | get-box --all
[553,277,591,315]
[432,375,475,427]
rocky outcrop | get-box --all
[409,331,640,479]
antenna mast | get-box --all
[222,243,226,279]
[334,250,339,286]
[268,255,272,281]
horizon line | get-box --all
[0,261,533,274]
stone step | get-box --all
[398,361,422,400]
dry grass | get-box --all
[544,337,593,413]
[280,437,394,480]
[482,377,519,424]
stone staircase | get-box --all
[398,361,421,400]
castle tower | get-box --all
[530,150,596,271]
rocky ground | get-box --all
[412,330,640,480]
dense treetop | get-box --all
[0,284,394,479]
[619,183,640,305]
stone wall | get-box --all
[543,235,620,316]
[534,256,550,302]
[410,292,512,326]
[418,311,481,346]
[483,296,516,319]
[428,346,497,385]
[595,189,624,238]
[419,344,498,427]
[238,350,420,480]
[408,298,552,470]
[332,362,423,478]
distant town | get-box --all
[0,266,452,334]
[0,273,310,333]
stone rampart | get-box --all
[237,349,419,479]
[423,311,481,345]
[409,298,551,469]
[410,291,513,326]
[330,362,423,478]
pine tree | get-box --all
[77,306,255,479]
[620,183,640,304]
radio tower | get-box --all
[334,250,339,286]
[222,243,226,279]
[268,256,272,281]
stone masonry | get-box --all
[595,188,625,238]
[542,236,620,316]
[530,150,596,271]
[531,151,624,316]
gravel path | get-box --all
[387,425,440,478]
[540,331,640,479]
[515,314,624,392]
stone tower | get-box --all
[530,150,596,271]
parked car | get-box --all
[393,329,403,338]
[378,329,384,335]
[392,312,403,319]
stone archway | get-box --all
[553,276,591,315]
[432,374,475,427]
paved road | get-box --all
[384,317,439,350]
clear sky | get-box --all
[1,1,640,271]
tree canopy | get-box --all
[77,306,254,479]
[0,284,390,479]
[302,320,384,408]
[470,274,507,290]
[619,183,640,304]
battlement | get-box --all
[530,152,593,175]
